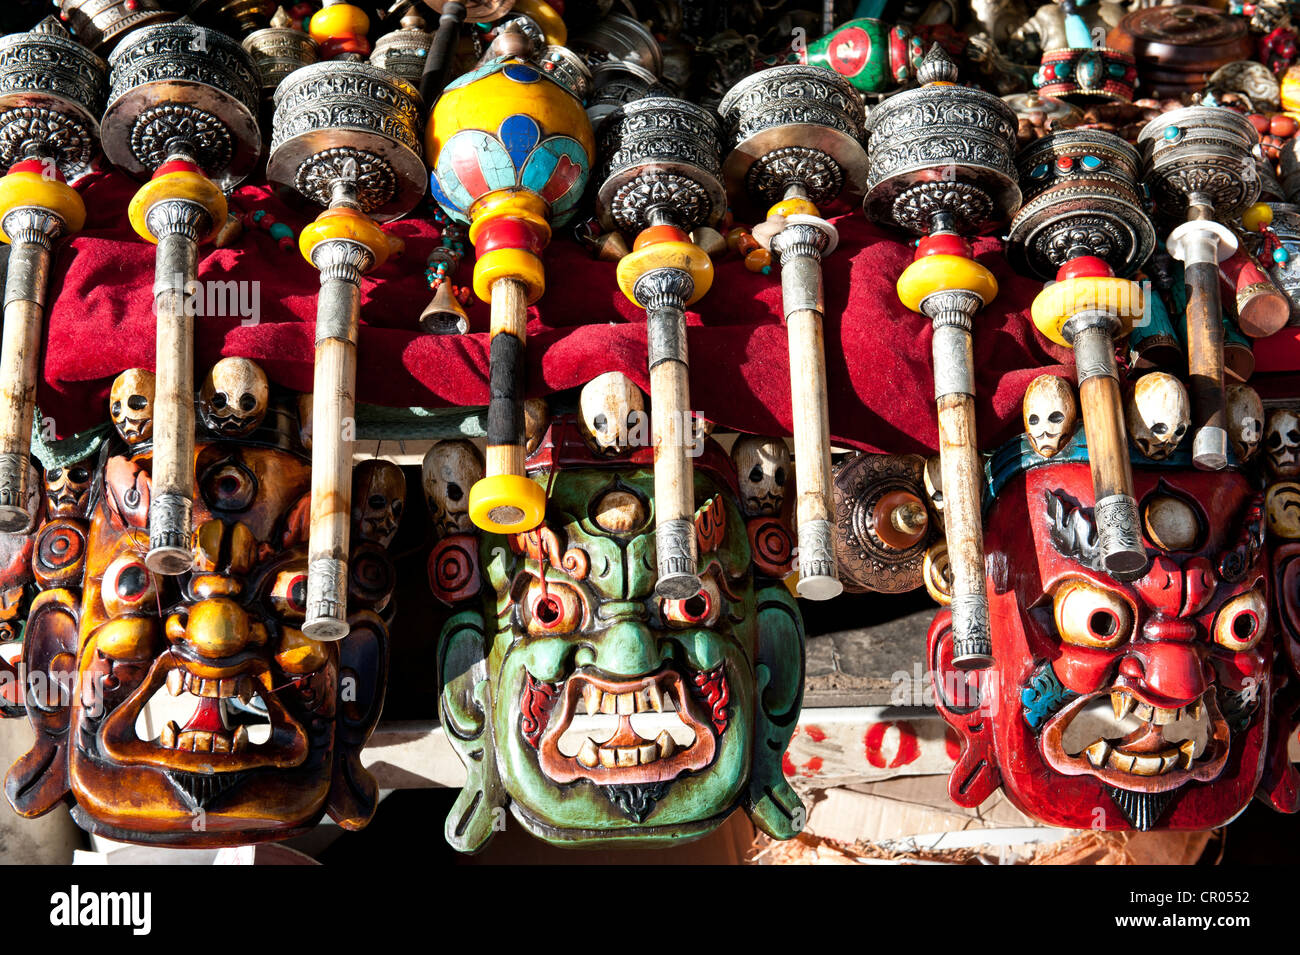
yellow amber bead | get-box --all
[1243,202,1273,233]
[767,197,819,219]
[474,247,546,304]
[0,172,85,240]
[896,254,997,313]
[299,207,390,271]
[1031,276,1143,346]
[616,240,714,307]
[467,191,551,248]
[513,0,567,45]
[128,171,226,245]
[309,2,369,41]
[469,474,546,533]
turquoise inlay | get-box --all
[1081,155,1102,170]
[1063,12,1093,48]
[444,57,506,92]
[1021,662,1078,731]
[520,136,591,222]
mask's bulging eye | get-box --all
[1214,589,1267,652]
[102,556,158,616]
[270,569,309,618]
[200,458,257,512]
[1053,578,1132,649]
[524,579,582,635]
[663,575,722,628]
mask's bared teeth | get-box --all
[634,688,651,713]
[656,730,676,759]
[1152,706,1178,725]
[237,676,256,705]
[614,746,638,767]
[1187,698,1204,721]
[1180,739,1196,768]
[179,730,213,752]
[615,692,635,715]
[196,679,223,699]
[1085,739,1111,768]
[577,737,599,767]
[647,685,663,712]
[1111,690,1134,720]
[582,684,601,717]
[166,669,185,697]
[233,725,249,753]
[160,720,179,749]
[637,743,657,765]
[600,692,617,715]
[218,678,239,699]
[1133,701,1155,722]
[598,746,617,768]
[212,733,231,753]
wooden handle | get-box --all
[485,276,528,478]
[146,231,197,575]
[935,392,990,667]
[0,247,44,531]
[1185,258,1228,470]
[787,307,840,599]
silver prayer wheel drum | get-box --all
[1263,202,1300,323]
[101,22,262,190]
[187,0,278,36]
[1137,105,1261,222]
[370,12,432,88]
[586,60,659,132]
[596,95,725,235]
[538,45,593,103]
[243,13,319,101]
[863,46,1020,236]
[55,0,177,55]
[0,17,107,183]
[1008,130,1155,279]
[571,13,664,78]
[268,61,425,222]
[717,65,868,218]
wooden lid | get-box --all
[1107,5,1252,70]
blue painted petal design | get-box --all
[499,114,541,172]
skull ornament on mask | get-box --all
[352,460,406,548]
[1266,408,1300,479]
[199,358,269,437]
[1226,384,1264,462]
[730,436,789,517]
[109,368,155,447]
[1023,375,1077,458]
[578,372,647,455]
[1127,372,1190,460]
[435,418,805,850]
[931,453,1272,831]
[422,440,483,538]
[43,461,93,520]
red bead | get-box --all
[1056,255,1112,281]
[1249,113,1271,134]
[476,216,547,255]
[277,237,295,252]
[1055,155,1074,172]
[321,36,371,59]
[915,233,971,259]
[8,158,54,179]
[154,159,201,178]
[1272,114,1298,137]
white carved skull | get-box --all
[578,372,646,455]
[44,459,93,520]
[352,459,406,548]
[1226,384,1264,462]
[731,435,790,517]
[199,357,269,437]
[1126,372,1189,460]
[1023,375,1078,458]
[109,368,155,446]
[422,440,484,537]
[1266,408,1300,479]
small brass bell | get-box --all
[420,280,470,335]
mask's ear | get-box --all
[928,608,1000,807]
[744,584,805,840]
[326,610,389,830]
[439,609,505,853]
[5,589,79,816]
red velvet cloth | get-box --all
[42,169,1075,453]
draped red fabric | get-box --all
[41,168,1103,452]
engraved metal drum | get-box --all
[101,23,262,189]
[268,60,425,222]
[1008,129,1155,278]
[1137,105,1260,222]
[596,95,725,235]
[863,47,1020,235]
[717,64,867,218]
[1263,202,1300,324]
[370,12,432,88]
[571,13,663,77]
[586,60,659,132]
[243,18,319,100]
[0,17,107,183]
[55,0,177,54]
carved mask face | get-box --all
[931,462,1270,830]
[1267,409,1300,479]
[352,460,406,548]
[109,368,154,446]
[422,440,483,538]
[437,432,804,850]
[1127,372,1189,460]
[7,437,388,844]
[1226,384,1264,462]
[578,372,646,455]
[44,461,92,520]
[1023,375,1077,458]
[199,358,269,437]
[730,436,789,516]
